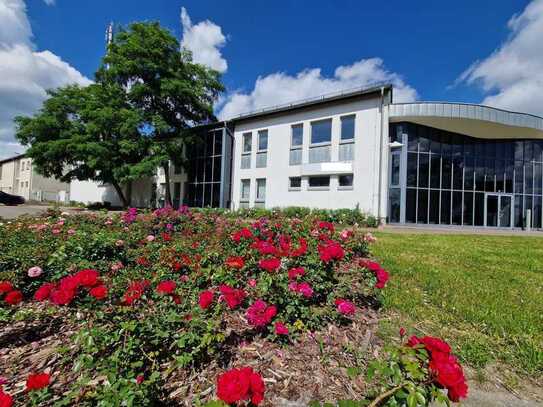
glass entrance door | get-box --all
[485,194,513,228]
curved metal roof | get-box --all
[389,102,543,138]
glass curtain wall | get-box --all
[389,122,543,228]
[185,129,224,207]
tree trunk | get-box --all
[112,181,129,208]
[162,163,172,207]
[126,180,133,207]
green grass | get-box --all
[372,232,543,379]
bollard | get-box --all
[526,209,532,231]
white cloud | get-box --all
[180,7,227,73]
[459,0,543,116]
[43,0,55,5]
[218,58,417,120]
[0,0,90,159]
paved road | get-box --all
[0,204,65,219]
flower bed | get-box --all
[0,208,465,406]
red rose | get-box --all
[253,240,277,256]
[232,227,253,242]
[287,267,305,280]
[225,256,245,269]
[318,241,344,263]
[4,290,23,305]
[420,336,452,355]
[122,280,150,305]
[318,221,334,232]
[136,375,144,385]
[274,322,289,335]
[75,269,100,288]
[198,290,214,309]
[0,389,13,407]
[161,232,172,241]
[34,283,56,301]
[89,285,108,300]
[335,299,356,315]
[258,257,281,272]
[219,285,246,309]
[26,372,50,391]
[0,281,13,295]
[246,300,276,327]
[290,238,307,257]
[156,280,176,295]
[50,288,75,306]
[375,268,390,289]
[217,367,265,405]
[448,381,468,402]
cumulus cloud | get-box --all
[43,0,55,5]
[218,58,417,119]
[0,0,90,159]
[180,7,227,73]
[459,0,543,116]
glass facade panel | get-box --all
[389,122,543,229]
[185,130,224,208]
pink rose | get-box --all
[146,235,155,242]
[27,266,43,278]
[248,279,257,287]
[67,229,76,235]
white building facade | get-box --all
[65,83,543,229]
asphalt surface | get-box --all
[0,204,70,219]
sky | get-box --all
[1,0,542,158]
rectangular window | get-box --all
[390,151,400,186]
[308,176,330,188]
[338,174,353,188]
[242,133,252,153]
[311,119,332,144]
[258,130,268,151]
[289,177,301,189]
[240,179,250,201]
[291,124,303,147]
[256,178,266,201]
[340,115,355,140]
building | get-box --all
[69,83,543,230]
[0,155,70,203]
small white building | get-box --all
[0,154,70,203]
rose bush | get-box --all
[0,207,464,406]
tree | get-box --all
[97,22,224,206]
[15,82,156,207]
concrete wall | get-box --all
[230,95,388,217]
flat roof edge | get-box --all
[228,83,393,123]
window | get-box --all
[240,179,250,201]
[339,174,353,188]
[311,119,332,144]
[258,130,268,151]
[308,176,330,188]
[256,130,268,168]
[390,151,400,186]
[241,132,252,169]
[291,124,303,147]
[290,124,303,165]
[25,181,29,188]
[289,177,301,189]
[243,133,252,153]
[256,178,266,201]
[340,115,355,140]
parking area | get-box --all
[0,204,66,219]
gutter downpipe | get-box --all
[377,86,385,223]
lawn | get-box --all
[372,231,543,381]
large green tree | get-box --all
[97,22,224,206]
[15,82,155,207]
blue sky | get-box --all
[27,0,525,101]
[1,0,542,157]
